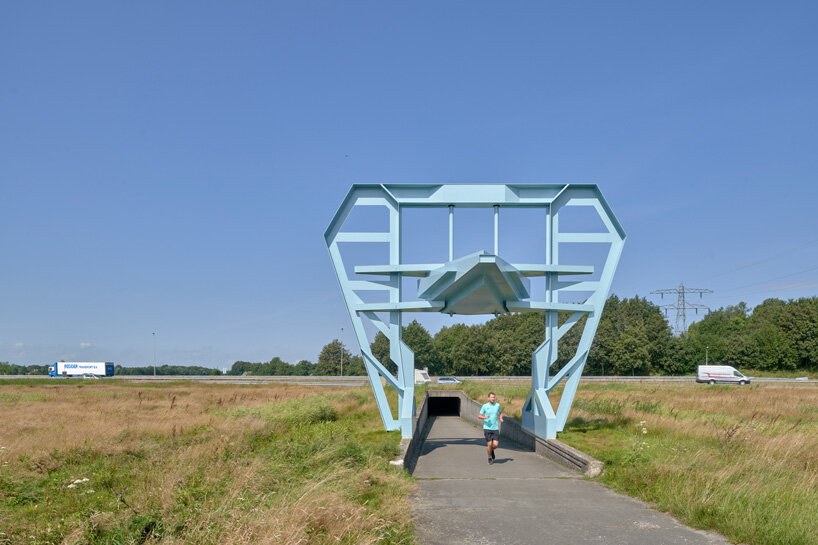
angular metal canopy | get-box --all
[325,184,625,440]
[419,252,527,315]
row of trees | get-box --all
[231,295,816,377]
[0,362,49,375]
[362,295,817,376]
[114,364,222,376]
[226,343,367,376]
[4,296,815,377]
[0,363,225,376]
[682,297,818,371]
[368,295,676,376]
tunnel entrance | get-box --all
[428,395,460,416]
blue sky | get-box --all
[1,1,816,368]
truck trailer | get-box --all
[49,362,115,378]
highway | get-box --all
[1,375,814,384]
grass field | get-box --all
[3,379,816,545]
[446,380,818,545]
[0,380,412,545]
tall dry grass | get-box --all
[569,383,818,486]
[1,383,314,460]
[550,383,817,545]
[0,381,413,545]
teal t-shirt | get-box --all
[480,402,502,430]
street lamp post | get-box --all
[340,327,344,377]
[153,332,157,376]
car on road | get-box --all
[696,365,751,385]
[436,376,462,385]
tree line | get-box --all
[679,297,817,372]
[0,362,49,375]
[229,295,816,377]
[226,343,367,376]
[0,363,224,376]
[3,295,815,376]
[114,364,222,376]
[407,295,817,375]
[367,294,675,376]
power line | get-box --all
[651,283,712,335]
[714,264,818,294]
[703,238,818,281]
[706,279,818,303]
[690,263,818,306]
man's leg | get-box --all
[491,439,499,458]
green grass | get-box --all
[560,422,817,545]
[0,379,55,386]
[0,388,414,545]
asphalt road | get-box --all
[0,375,370,386]
[1,375,814,384]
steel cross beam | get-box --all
[325,184,625,439]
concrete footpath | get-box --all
[412,416,729,545]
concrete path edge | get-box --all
[393,389,603,478]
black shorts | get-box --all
[484,429,499,443]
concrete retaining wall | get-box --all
[535,437,604,478]
[399,389,431,473]
[397,389,603,478]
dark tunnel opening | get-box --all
[428,395,460,416]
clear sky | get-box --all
[1,1,816,368]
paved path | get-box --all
[412,416,729,545]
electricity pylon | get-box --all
[651,283,712,335]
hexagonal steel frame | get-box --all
[325,184,625,439]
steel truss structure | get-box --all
[651,283,712,335]
[325,184,625,439]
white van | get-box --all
[697,365,751,385]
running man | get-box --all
[478,392,503,464]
